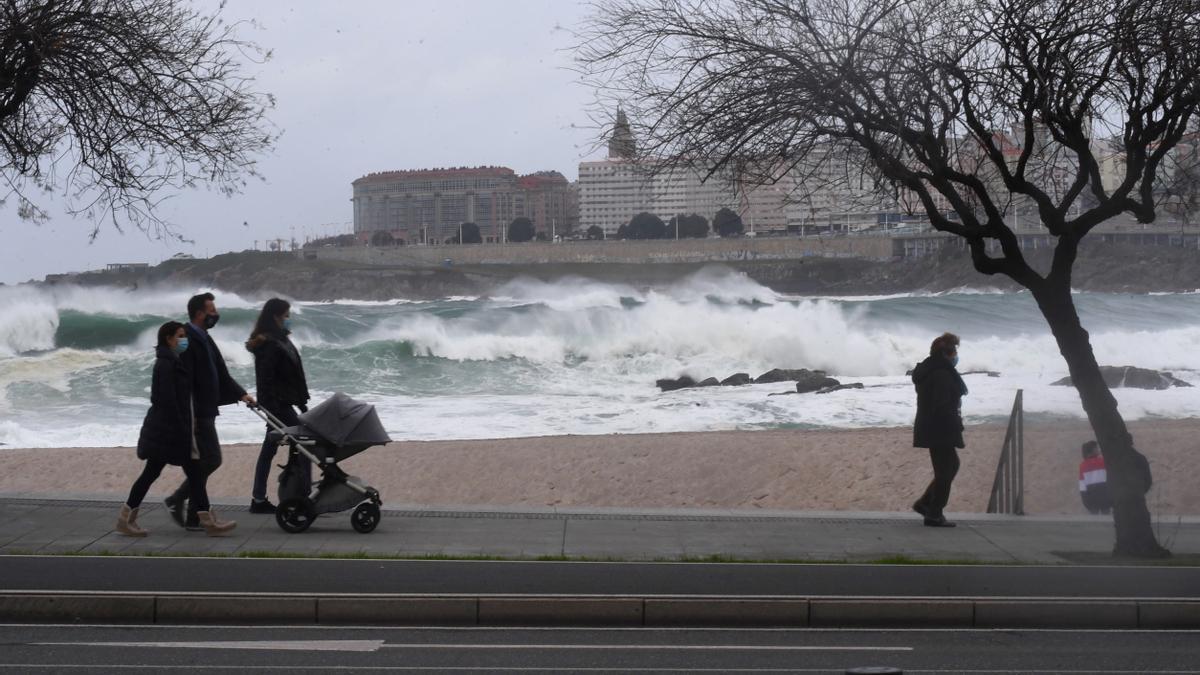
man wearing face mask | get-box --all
[910,332,967,528]
[164,292,256,529]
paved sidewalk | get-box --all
[1,495,1198,563]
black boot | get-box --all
[164,495,186,528]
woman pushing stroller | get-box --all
[246,298,312,514]
[115,322,237,537]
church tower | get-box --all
[607,108,637,159]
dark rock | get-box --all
[721,373,752,386]
[1051,366,1193,390]
[754,368,825,384]
[697,377,720,387]
[796,374,841,393]
[962,370,1001,378]
[656,375,698,392]
[815,382,865,395]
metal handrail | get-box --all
[987,390,1025,515]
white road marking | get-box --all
[34,640,385,652]
[0,666,1196,673]
[33,639,907,652]
[377,643,912,651]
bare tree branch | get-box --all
[0,0,277,239]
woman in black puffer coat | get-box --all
[247,298,312,513]
[911,332,967,528]
[116,321,235,536]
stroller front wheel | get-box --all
[277,497,316,533]
[351,502,381,534]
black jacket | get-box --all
[182,323,246,418]
[912,354,966,449]
[246,332,310,415]
[136,345,194,465]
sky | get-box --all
[0,0,601,284]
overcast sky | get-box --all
[0,0,600,284]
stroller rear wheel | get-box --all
[351,502,381,534]
[277,497,316,533]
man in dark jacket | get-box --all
[911,332,967,527]
[165,292,255,529]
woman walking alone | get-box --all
[247,298,312,513]
[116,322,236,536]
[911,332,967,528]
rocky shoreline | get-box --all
[36,239,1200,300]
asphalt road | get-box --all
[0,624,1196,673]
[7,555,1200,598]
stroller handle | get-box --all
[246,403,323,466]
[247,402,289,432]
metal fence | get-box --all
[986,390,1025,515]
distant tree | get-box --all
[535,231,550,241]
[370,231,394,247]
[460,222,482,244]
[669,213,710,238]
[627,211,667,239]
[579,0,1200,558]
[615,223,630,239]
[586,225,605,240]
[507,216,535,242]
[0,0,277,239]
[713,208,744,237]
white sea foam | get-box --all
[3,272,1200,448]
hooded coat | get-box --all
[246,331,310,415]
[136,345,194,465]
[912,354,966,449]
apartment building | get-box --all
[352,167,577,242]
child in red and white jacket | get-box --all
[1079,440,1112,515]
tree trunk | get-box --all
[1030,280,1170,558]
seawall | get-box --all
[298,235,899,266]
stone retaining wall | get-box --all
[300,235,898,266]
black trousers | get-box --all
[127,457,209,512]
[169,416,222,517]
[916,446,961,518]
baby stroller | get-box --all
[250,392,390,534]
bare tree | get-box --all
[0,0,276,238]
[579,0,1200,556]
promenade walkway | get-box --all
[2,494,1198,563]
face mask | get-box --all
[203,313,220,330]
[174,338,189,354]
[951,355,959,367]
[282,318,292,331]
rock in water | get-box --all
[656,376,698,392]
[697,377,720,387]
[755,368,823,384]
[1051,366,1193,390]
[797,373,841,393]
[720,373,752,386]
[815,382,865,395]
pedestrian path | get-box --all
[2,494,1198,563]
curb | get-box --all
[1,592,1198,628]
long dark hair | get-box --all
[250,298,291,340]
[157,321,185,349]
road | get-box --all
[0,624,1197,673]
[5,555,1200,597]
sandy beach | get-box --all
[3,419,1198,516]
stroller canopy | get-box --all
[298,392,392,457]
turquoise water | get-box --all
[2,269,1198,447]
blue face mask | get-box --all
[282,318,292,331]
[174,337,189,354]
[951,355,959,367]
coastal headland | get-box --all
[39,236,1200,300]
